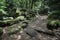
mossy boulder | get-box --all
[47,20,60,30]
[7,25,21,35]
[8,28,21,35]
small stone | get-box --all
[20,31,23,33]
[17,35,21,40]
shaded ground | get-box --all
[21,15,58,40]
[2,15,60,40]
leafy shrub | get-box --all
[0,0,41,27]
[47,11,60,20]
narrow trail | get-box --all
[2,15,59,40]
[21,15,58,40]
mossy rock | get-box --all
[47,20,60,30]
[7,24,22,35]
[8,28,21,35]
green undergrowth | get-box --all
[7,25,21,35]
[0,0,45,35]
[44,0,60,30]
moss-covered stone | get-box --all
[7,25,21,35]
[47,20,60,30]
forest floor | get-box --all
[2,14,60,40]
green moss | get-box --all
[47,20,60,30]
[7,25,21,35]
[47,20,59,26]
[50,20,59,26]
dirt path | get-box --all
[20,15,58,40]
[2,15,59,40]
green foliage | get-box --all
[0,0,45,28]
[0,0,6,9]
[44,0,60,29]
[0,27,3,34]
[0,0,49,35]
